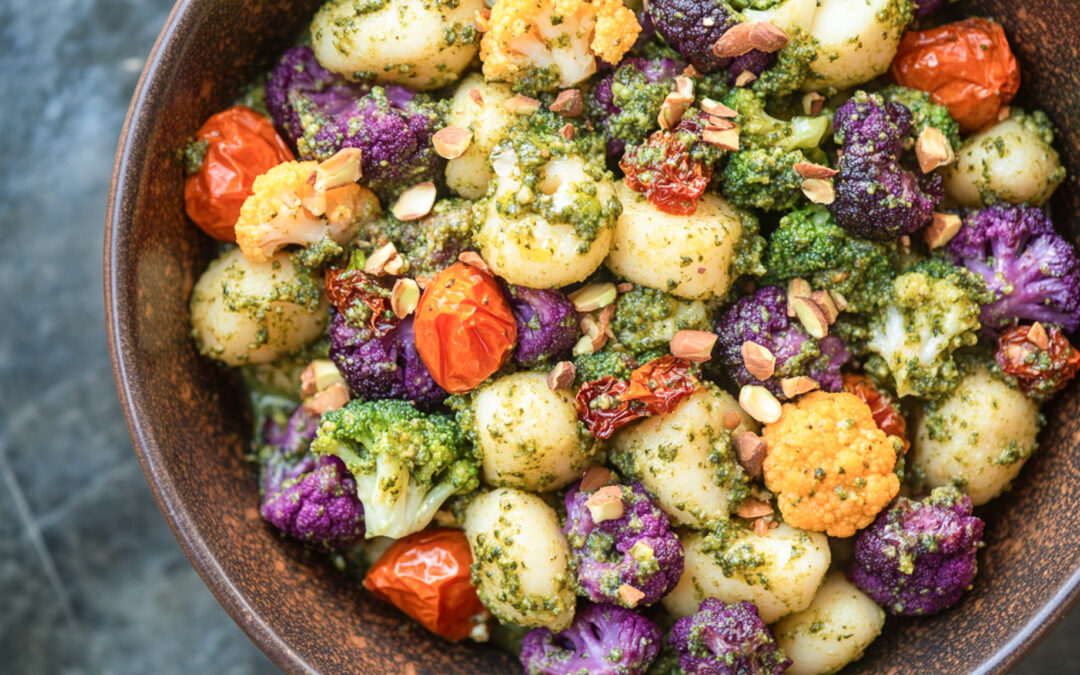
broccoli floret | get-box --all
[880,85,961,150]
[563,479,684,608]
[590,57,686,158]
[508,285,580,367]
[360,198,474,278]
[520,603,663,674]
[715,286,851,397]
[611,287,711,357]
[946,204,1080,334]
[668,598,791,674]
[311,399,479,539]
[574,346,641,384]
[851,486,984,616]
[749,29,818,103]
[764,205,899,313]
[866,263,989,398]
[829,91,944,241]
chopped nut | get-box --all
[585,486,625,523]
[616,282,634,293]
[741,341,776,381]
[701,97,737,118]
[998,105,1011,122]
[829,290,849,311]
[723,411,742,430]
[915,126,955,174]
[791,296,829,339]
[1028,322,1051,350]
[547,361,576,391]
[468,87,483,106]
[793,161,838,179]
[703,128,740,151]
[302,383,349,415]
[415,275,431,289]
[674,75,695,99]
[364,242,402,276]
[569,282,618,312]
[899,235,912,249]
[458,250,491,274]
[706,116,736,131]
[474,8,490,30]
[314,148,363,191]
[670,330,718,362]
[714,21,787,58]
[559,123,576,140]
[734,70,757,87]
[629,540,655,562]
[391,181,437,221]
[786,278,812,317]
[573,335,597,356]
[549,89,584,117]
[682,64,703,79]
[391,278,421,318]
[432,126,473,159]
[802,91,825,116]
[599,303,617,339]
[579,465,612,491]
[618,584,646,608]
[739,385,783,424]
[433,509,457,527]
[734,431,768,478]
[801,177,835,205]
[780,376,819,399]
[925,212,962,250]
[658,91,693,130]
[300,359,343,398]
[503,94,541,115]
[748,21,789,52]
[735,496,773,519]
[810,290,840,324]
[752,517,771,536]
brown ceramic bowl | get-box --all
[105,1,1080,672]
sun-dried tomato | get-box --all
[622,356,700,416]
[619,116,712,216]
[842,373,910,454]
[575,377,647,439]
[995,325,1080,401]
[324,268,398,336]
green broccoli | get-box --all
[611,287,711,356]
[573,345,646,384]
[763,205,899,313]
[751,29,819,104]
[606,61,676,145]
[879,85,962,150]
[865,261,990,399]
[311,399,480,539]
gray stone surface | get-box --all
[0,0,1075,673]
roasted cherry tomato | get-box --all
[413,263,517,393]
[842,373,910,454]
[995,324,1080,401]
[325,268,397,336]
[575,376,646,439]
[183,105,294,241]
[619,116,712,216]
[363,529,488,641]
[622,355,700,416]
[890,18,1020,132]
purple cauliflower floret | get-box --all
[669,599,791,675]
[726,49,777,85]
[647,0,739,73]
[850,486,984,616]
[329,311,447,410]
[946,204,1080,334]
[520,603,662,675]
[714,286,850,397]
[829,91,943,241]
[261,405,320,498]
[591,57,686,158]
[913,0,944,18]
[265,46,445,200]
[563,480,683,608]
[508,285,579,367]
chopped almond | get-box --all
[780,376,819,399]
[391,278,420,318]
[735,496,773,519]
[682,64,703,79]
[616,282,635,293]
[706,116,736,131]
[585,486,625,523]
[802,92,825,116]
[1028,322,1051,350]
[793,162,838,179]
[432,126,473,159]
[701,98,737,118]
[915,126,955,174]
[715,22,787,58]
[811,290,840,324]
[723,411,742,431]
[458,250,492,274]
[703,128,740,151]
[618,584,646,608]
[468,87,483,106]
[670,330,718,363]
[569,282,617,312]
[658,91,693,130]
[579,466,612,491]
[547,361,576,391]
[748,22,789,52]
[791,296,829,338]
[801,178,835,205]
[503,94,541,115]
[734,431,768,478]
[302,383,350,415]
[559,123,576,140]
[787,278,811,317]
[734,70,757,87]
[392,182,437,221]
[314,148,363,191]
[364,242,402,276]
[829,290,849,311]
[739,385,782,424]
[925,212,962,250]
[741,341,776,381]
[550,89,584,117]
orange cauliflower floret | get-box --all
[480,0,641,90]
[235,151,380,263]
[762,391,901,538]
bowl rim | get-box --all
[103,1,1080,673]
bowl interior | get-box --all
[106,0,1080,672]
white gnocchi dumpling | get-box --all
[189,248,328,367]
[744,0,817,33]
[605,182,751,300]
[311,0,484,90]
[445,74,518,199]
[464,488,576,630]
[774,572,886,675]
[912,367,1041,506]
[472,372,599,492]
[663,524,831,624]
[611,385,758,528]
[802,0,911,92]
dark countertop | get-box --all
[0,0,1076,672]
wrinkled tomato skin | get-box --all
[622,356,699,416]
[184,105,294,241]
[995,325,1080,399]
[324,268,398,336]
[413,263,517,393]
[890,18,1020,132]
[363,529,487,641]
[619,118,711,216]
[575,376,645,439]
[842,373,910,454]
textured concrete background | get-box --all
[0,0,1076,672]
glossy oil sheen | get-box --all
[105,1,1080,672]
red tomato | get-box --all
[575,376,645,439]
[183,105,294,241]
[890,18,1020,132]
[621,355,699,416]
[413,263,517,393]
[842,374,909,455]
[995,325,1080,398]
[619,116,712,216]
[363,529,488,641]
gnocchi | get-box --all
[803,0,910,92]
[444,74,518,199]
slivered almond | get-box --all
[706,116,736,131]
[701,98,737,118]
[392,182,437,221]
[569,282,617,312]
[811,290,840,324]
[432,126,472,159]
[791,296,829,338]
[391,278,420,318]
[723,411,742,430]
[504,94,541,115]
[801,178,835,205]
[580,466,612,492]
[598,303,617,339]
[364,242,401,276]
[915,126,955,174]
[300,360,343,398]
[734,431,767,478]
[586,486,625,523]
[671,330,717,363]
[703,128,740,151]
[314,147,363,191]
[683,64,703,79]
[781,376,819,399]
[829,290,849,312]
[468,87,483,105]
[786,278,812,317]
[753,517,770,536]
[739,385,782,424]
[1028,322,1051,350]
[415,275,431,289]
[302,383,349,415]
[734,70,757,87]
[559,123,576,140]
[550,89,584,117]
[925,212,962,250]
[998,105,1011,121]
[735,496,773,519]
[658,91,693,130]
[547,361,576,391]
[793,162,837,179]
[674,76,695,99]
[616,282,634,293]
[618,585,646,608]
[802,92,825,116]
[741,341,776,381]
[458,250,491,274]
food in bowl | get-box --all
[179,0,1080,671]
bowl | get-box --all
[105,0,1080,672]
